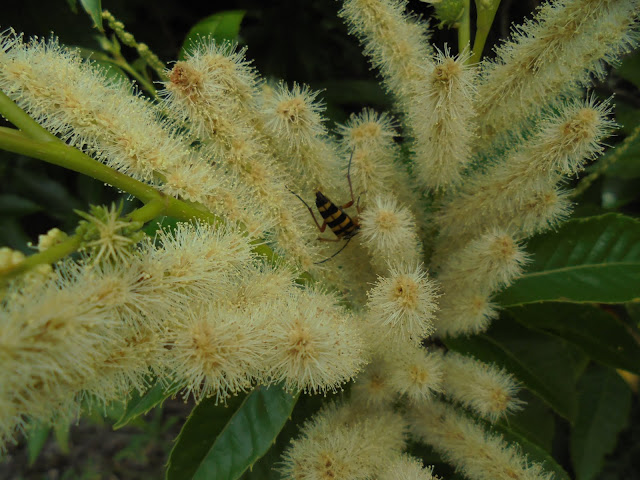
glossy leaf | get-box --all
[571,365,632,480]
[444,316,586,422]
[498,214,640,306]
[79,0,103,31]
[114,380,180,430]
[167,385,298,480]
[509,303,640,375]
[180,10,246,60]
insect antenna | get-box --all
[314,236,354,264]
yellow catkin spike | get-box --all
[476,0,639,141]
[439,351,524,422]
[411,48,477,191]
[410,398,554,480]
[434,100,614,253]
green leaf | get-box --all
[66,0,79,14]
[166,384,298,480]
[496,390,555,452]
[601,176,640,208]
[143,216,181,238]
[498,214,640,306]
[444,316,585,422]
[26,421,50,466]
[180,10,246,60]
[79,0,103,31]
[481,418,566,479]
[509,303,640,375]
[0,194,42,216]
[617,49,640,90]
[571,365,632,480]
[114,380,180,430]
[53,421,70,454]
[488,419,571,480]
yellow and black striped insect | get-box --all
[292,151,362,264]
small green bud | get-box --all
[422,0,466,29]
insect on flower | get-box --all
[292,151,362,264]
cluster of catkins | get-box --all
[0,0,638,478]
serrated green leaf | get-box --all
[444,316,585,422]
[0,194,42,216]
[114,380,180,430]
[509,303,640,375]
[80,0,103,31]
[571,365,632,480]
[498,214,640,306]
[166,384,298,480]
[180,10,246,60]
[26,421,50,466]
[496,390,555,452]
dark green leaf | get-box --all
[180,10,246,60]
[498,214,640,306]
[509,303,640,375]
[601,176,640,208]
[617,49,640,90]
[79,0,103,31]
[66,0,78,14]
[143,216,181,238]
[26,421,50,466]
[0,217,32,252]
[53,421,70,454]
[444,316,585,422]
[496,390,555,452]
[626,302,640,327]
[166,384,298,480]
[571,365,632,480]
[488,419,571,480]
[0,194,42,216]
[114,380,180,430]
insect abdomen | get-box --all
[315,191,359,238]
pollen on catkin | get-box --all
[436,230,529,293]
[384,344,443,402]
[410,398,553,480]
[139,221,254,305]
[280,401,407,480]
[262,288,366,394]
[439,351,524,422]
[433,290,498,337]
[159,303,267,403]
[350,357,397,409]
[410,47,477,191]
[476,0,639,141]
[366,263,439,344]
[379,455,438,480]
[259,81,340,193]
[435,100,613,245]
[359,195,422,268]
[339,0,435,102]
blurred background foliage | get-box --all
[1,1,639,479]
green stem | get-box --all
[114,58,158,97]
[470,1,501,64]
[458,0,471,53]
[0,91,58,142]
